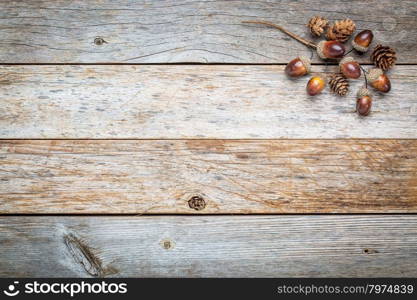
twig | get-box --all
[242,20,317,49]
[344,48,354,56]
[360,65,368,88]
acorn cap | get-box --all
[352,39,368,52]
[357,87,371,98]
[339,56,355,66]
[367,68,383,82]
[316,41,327,59]
[298,56,311,73]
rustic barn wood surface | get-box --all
[0,0,416,277]
[0,0,416,63]
[1,216,417,277]
[1,65,416,139]
[1,140,416,214]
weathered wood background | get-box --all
[1,216,417,277]
[1,140,416,214]
[1,65,416,139]
[0,0,416,277]
[0,0,416,63]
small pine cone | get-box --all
[326,19,356,42]
[329,74,349,96]
[307,16,328,37]
[371,44,397,71]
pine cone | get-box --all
[329,74,349,96]
[371,44,397,71]
[307,16,328,37]
[326,19,356,42]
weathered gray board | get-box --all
[1,216,416,277]
[0,0,415,63]
[1,65,415,139]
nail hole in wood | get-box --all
[160,239,174,250]
[94,37,107,45]
[188,195,206,211]
[363,248,379,254]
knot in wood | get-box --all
[188,195,206,211]
[94,37,107,46]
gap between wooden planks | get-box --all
[1,139,416,214]
[1,215,417,277]
[1,65,416,139]
[0,0,416,63]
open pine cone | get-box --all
[307,16,328,37]
[371,44,397,71]
[326,19,356,42]
[329,74,349,96]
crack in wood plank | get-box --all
[63,233,118,277]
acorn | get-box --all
[352,30,374,53]
[306,76,326,96]
[368,68,391,93]
[339,57,361,79]
[285,56,311,77]
[317,40,346,59]
[356,88,372,116]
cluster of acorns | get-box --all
[243,17,397,116]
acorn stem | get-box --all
[344,48,354,56]
[360,65,368,88]
[242,20,317,49]
[309,47,315,60]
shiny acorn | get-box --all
[317,40,346,59]
[368,68,391,93]
[356,88,372,116]
[285,56,311,77]
[339,57,361,79]
[357,96,372,116]
[352,30,374,52]
[306,76,326,96]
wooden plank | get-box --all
[1,215,416,277]
[1,139,416,214]
[1,65,416,139]
[0,0,415,63]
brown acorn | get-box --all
[285,56,311,77]
[339,57,361,79]
[307,76,326,96]
[356,88,372,116]
[357,96,372,116]
[368,68,391,93]
[352,30,374,53]
[317,40,346,59]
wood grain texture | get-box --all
[0,0,415,63]
[1,215,417,277]
[1,139,416,214]
[1,65,416,139]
